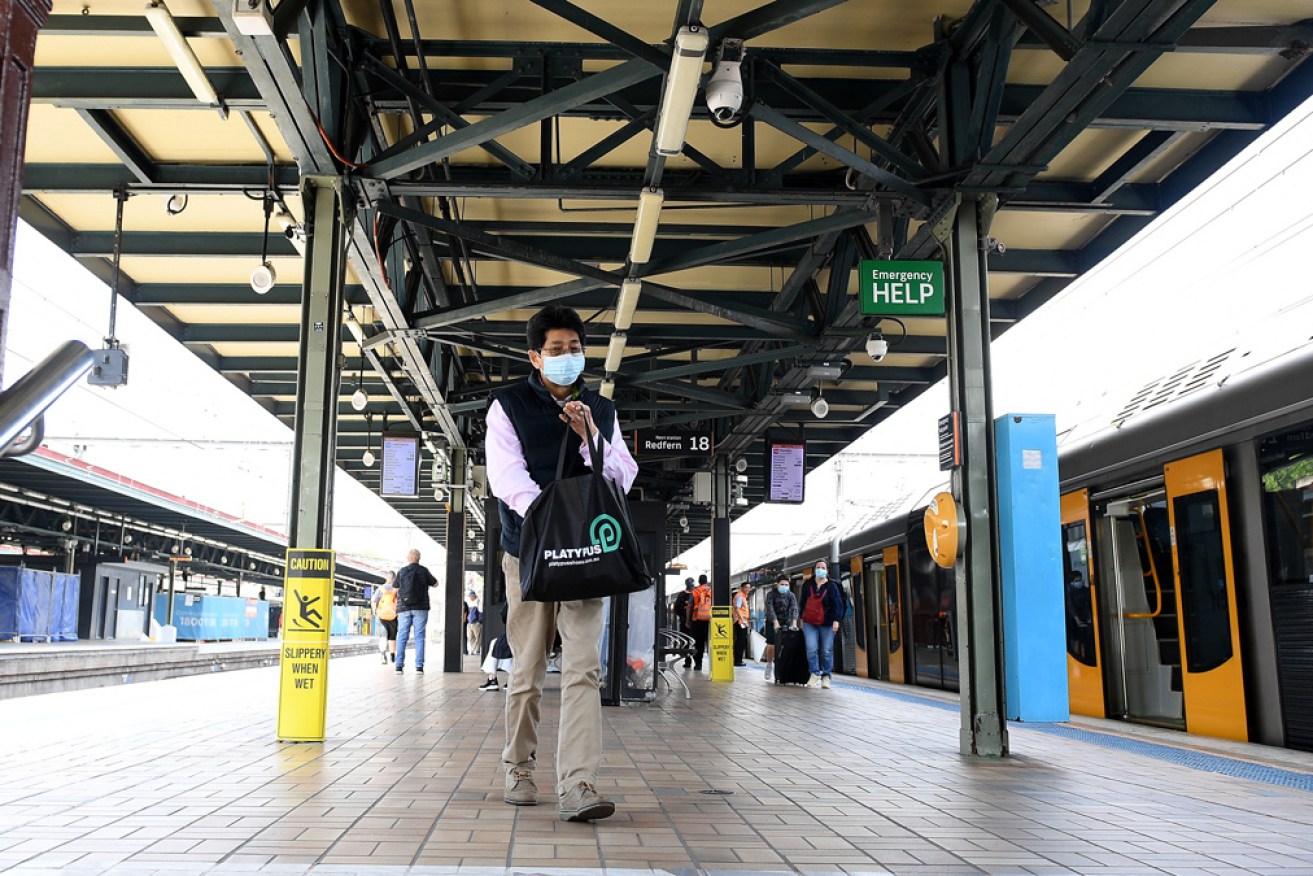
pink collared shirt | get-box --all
[485,398,639,517]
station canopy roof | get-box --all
[20,0,1313,545]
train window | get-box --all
[1173,491,1233,674]
[1062,520,1096,666]
[884,563,901,654]
[1259,441,1313,588]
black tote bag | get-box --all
[519,428,651,602]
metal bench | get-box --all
[657,628,696,699]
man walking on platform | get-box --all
[672,578,694,668]
[394,549,437,673]
[689,574,713,671]
[486,304,639,823]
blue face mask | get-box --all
[815,568,828,580]
[777,584,789,593]
[540,351,585,386]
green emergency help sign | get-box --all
[859,260,945,316]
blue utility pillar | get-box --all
[994,413,1068,722]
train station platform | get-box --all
[2,655,1312,876]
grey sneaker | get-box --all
[558,781,615,822]
[503,766,537,806]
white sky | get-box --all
[673,91,1313,579]
[2,226,445,575]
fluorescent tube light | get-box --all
[780,392,811,406]
[615,279,641,330]
[655,26,709,156]
[604,333,627,373]
[145,2,220,107]
[629,187,664,264]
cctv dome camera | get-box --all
[866,334,889,362]
[250,261,277,294]
[705,59,744,123]
[811,396,829,418]
[678,515,688,528]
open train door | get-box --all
[883,546,905,684]
[1164,449,1248,741]
[1061,490,1105,717]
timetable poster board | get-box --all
[765,439,806,504]
[381,434,421,497]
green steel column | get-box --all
[288,175,349,549]
[444,448,468,671]
[945,196,1008,758]
[710,455,731,606]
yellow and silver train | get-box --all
[749,340,1313,751]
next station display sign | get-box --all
[381,434,420,497]
[765,439,806,504]
[632,430,713,458]
[859,260,945,316]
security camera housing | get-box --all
[250,261,277,294]
[706,60,744,122]
[866,335,889,361]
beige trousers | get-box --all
[502,552,605,797]
[466,621,482,655]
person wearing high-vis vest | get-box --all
[689,575,713,671]
[732,582,751,667]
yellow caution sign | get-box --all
[710,606,734,681]
[277,548,334,741]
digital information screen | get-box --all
[766,440,806,504]
[381,434,420,497]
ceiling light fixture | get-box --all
[362,411,376,467]
[144,2,221,109]
[654,26,710,156]
[599,378,615,399]
[628,188,664,264]
[615,279,641,331]
[780,391,811,406]
[811,390,829,419]
[350,356,368,411]
[604,333,627,373]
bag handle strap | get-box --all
[552,415,606,481]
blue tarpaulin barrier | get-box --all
[0,568,80,641]
[154,594,270,641]
[331,605,349,636]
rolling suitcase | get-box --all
[774,628,810,685]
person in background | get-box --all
[466,591,484,656]
[371,571,399,665]
[394,549,438,674]
[479,604,513,691]
[763,574,798,682]
[732,582,751,667]
[798,560,843,689]
[485,303,638,822]
[689,574,713,672]
[672,578,694,668]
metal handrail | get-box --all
[1124,507,1165,619]
[0,341,96,457]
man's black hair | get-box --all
[777,575,790,584]
[527,304,587,351]
[698,574,708,585]
[684,577,694,588]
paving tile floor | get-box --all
[0,653,1311,875]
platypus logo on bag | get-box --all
[589,514,622,553]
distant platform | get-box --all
[1,655,1312,875]
[0,636,376,700]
